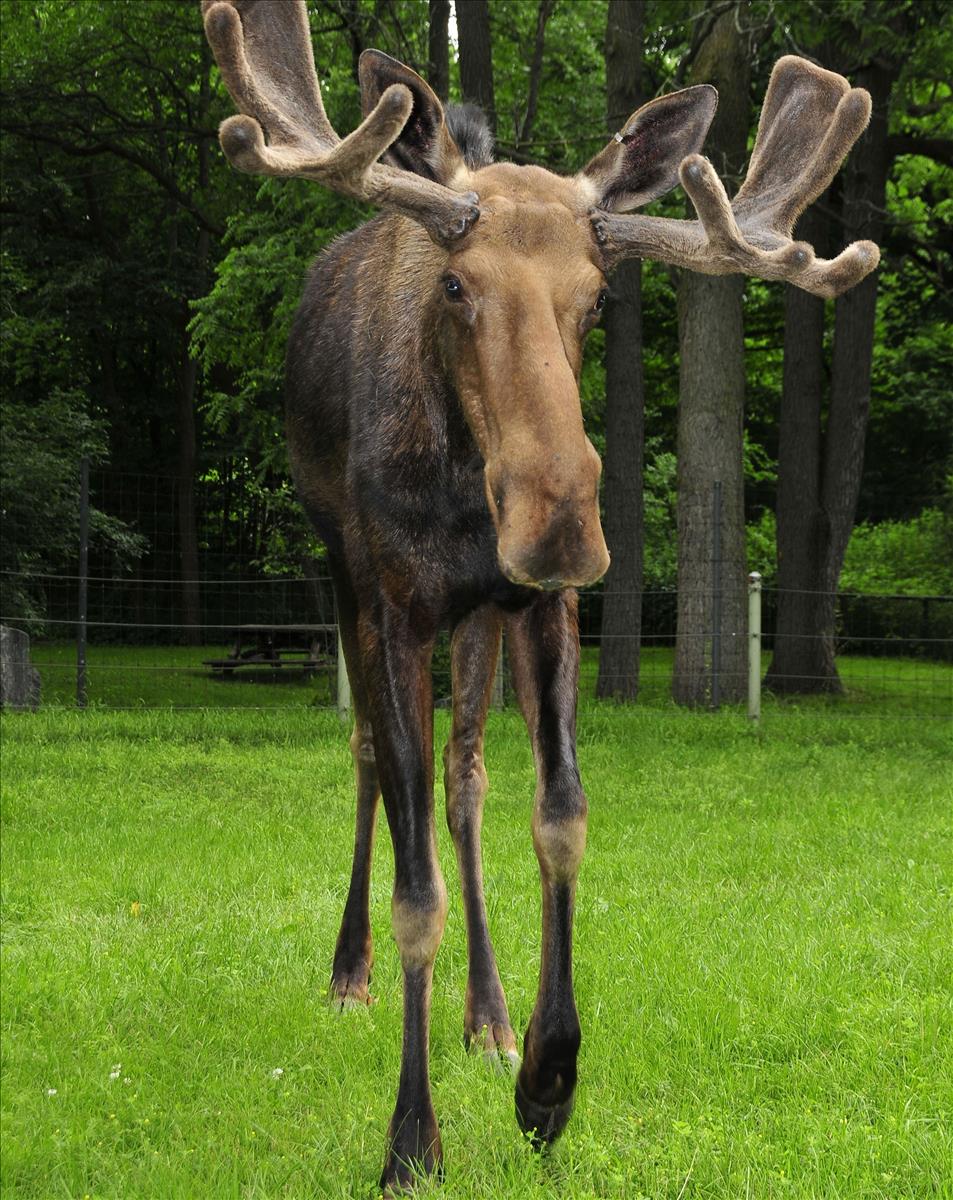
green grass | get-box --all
[28,643,337,709]
[2,702,951,1199]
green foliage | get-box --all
[0,390,147,624]
[746,508,778,585]
[190,181,361,476]
[643,446,678,590]
[0,244,147,623]
[841,502,953,596]
[1,0,950,613]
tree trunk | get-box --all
[765,204,839,692]
[672,2,750,707]
[766,59,895,693]
[823,61,893,661]
[427,0,450,102]
[176,49,214,646]
[516,0,556,150]
[177,332,202,646]
[456,0,495,133]
[596,0,645,702]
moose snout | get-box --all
[487,450,610,591]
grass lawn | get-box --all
[1,699,951,1198]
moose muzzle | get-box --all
[486,441,609,591]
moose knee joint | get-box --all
[533,805,587,883]
[350,723,376,767]
[445,749,488,839]
[391,880,448,968]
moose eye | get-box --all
[594,288,609,312]
[443,275,464,302]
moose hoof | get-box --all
[515,1072,575,1148]
[380,1109,443,1196]
[328,964,374,1010]
[465,1021,520,1075]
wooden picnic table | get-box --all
[204,623,336,676]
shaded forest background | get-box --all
[1,0,951,703]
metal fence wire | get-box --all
[0,467,950,718]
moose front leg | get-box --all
[359,603,447,1193]
[444,605,518,1067]
[506,591,586,1145]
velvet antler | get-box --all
[201,0,479,244]
[590,57,880,299]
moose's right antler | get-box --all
[592,57,880,299]
[201,0,479,244]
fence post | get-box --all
[747,571,762,723]
[77,457,89,709]
[336,627,351,721]
[711,479,722,709]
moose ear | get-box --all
[580,85,719,212]
[359,50,467,187]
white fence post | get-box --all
[336,627,351,721]
[747,572,762,723]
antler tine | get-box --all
[593,56,880,300]
[202,0,480,245]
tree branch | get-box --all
[887,133,953,169]
[1,125,224,238]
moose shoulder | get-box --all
[202,1,878,1192]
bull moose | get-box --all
[201,1,878,1191]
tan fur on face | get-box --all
[436,166,610,589]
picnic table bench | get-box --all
[204,624,336,677]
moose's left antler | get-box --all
[592,57,880,299]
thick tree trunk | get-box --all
[672,2,750,707]
[765,205,840,693]
[456,0,495,133]
[824,61,893,646]
[427,0,450,102]
[766,60,895,693]
[596,0,645,702]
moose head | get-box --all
[202,0,877,593]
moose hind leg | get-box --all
[507,592,586,1146]
[330,712,379,1007]
[330,583,380,1008]
[444,605,518,1068]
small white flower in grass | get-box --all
[270,1067,284,1080]
[46,1088,57,1097]
[123,1077,131,1085]
[109,1064,122,1082]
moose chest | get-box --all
[350,444,528,621]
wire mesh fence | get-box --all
[1,467,950,718]
[4,578,950,719]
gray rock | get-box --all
[0,625,41,710]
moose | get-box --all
[201,1,878,1191]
